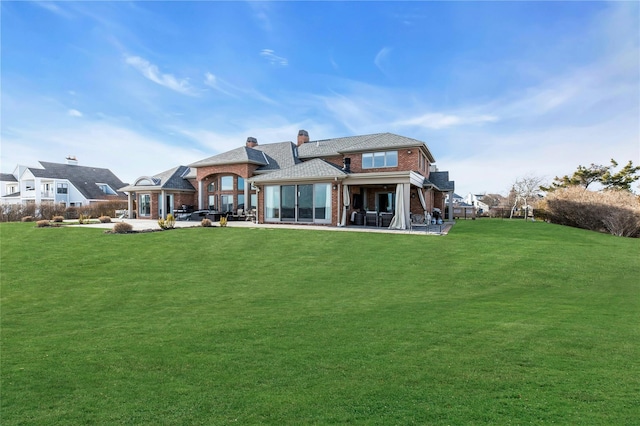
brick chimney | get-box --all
[297,129,309,146]
[246,137,258,148]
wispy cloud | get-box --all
[32,1,73,19]
[203,72,276,105]
[203,72,238,98]
[248,2,273,33]
[67,109,83,117]
[260,49,288,66]
[125,55,198,96]
[374,47,392,73]
[396,113,498,129]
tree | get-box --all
[509,175,545,219]
[600,160,640,191]
[541,159,640,192]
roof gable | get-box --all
[250,158,346,183]
[298,132,436,162]
[119,166,195,192]
[34,161,127,200]
[189,146,269,168]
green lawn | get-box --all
[1,220,638,425]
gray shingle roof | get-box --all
[189,142,300,171]
[0,173,17,182]
[250,159,346,183]
[153,166,196,191]
[426,171,455,191]
[189,146,269,167]
[32,161,127,200]
[298,132,436,162]
[119,166,196,192]
[253,142,300,171]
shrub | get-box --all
[112,222,133,234]
[201,218,213,227]
[158,214,176,230]
[85,200,128,218]
[78,214,91,224]
[36,220,50,227]
[21,216,34,222]
[38,202,67,220]
[1,205,27,222]
[65,206,79,220]
[99,216,112,223]
[52,216,65,223]
[544,187,640,237]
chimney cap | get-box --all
[298,129,308,136]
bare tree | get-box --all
[509,175,545,219]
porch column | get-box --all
[127,192,133,219]
[160,189,166,219]
[447,191,454,221]
[244,179,250,212]
[198,180,204,210]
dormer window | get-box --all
[96,183,116,195]
[362,151,398,169]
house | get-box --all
[465,193,491,214]
[121,130,455,229]
[118,166,196,219]
[446,193,465,205]
[1,157,127,207]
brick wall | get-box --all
[322,149,426,175]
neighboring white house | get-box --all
[1,157,127,206]
[465,193,491,214]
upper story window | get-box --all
[362,151,398,169]
[7,184,17,194]
[207,182,215,192]
[237,177,245,190]
[221,176,233,191]
[97,183,117,195]
[57,183,68,194]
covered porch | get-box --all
[338,171,454,231]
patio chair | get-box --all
[409,213,428,232]
[365,211,378,227]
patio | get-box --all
[68,218,453,235]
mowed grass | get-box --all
[1,220,638,425]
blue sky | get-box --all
[2,1,638,196]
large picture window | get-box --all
[265,183,331,223]
[362,151,398,169]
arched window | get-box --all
[221,176,233,191]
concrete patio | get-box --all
[68,218,453,235]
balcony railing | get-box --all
[20,190,55,199]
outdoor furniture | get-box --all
[365,211,378,227]
[409,213,428,232]
[379,212,393,227]
[245,209,257,222]
[354,211,364,226]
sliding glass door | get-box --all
[281,185,296,221]
[265,183,331,223]
[297,184,313,222]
